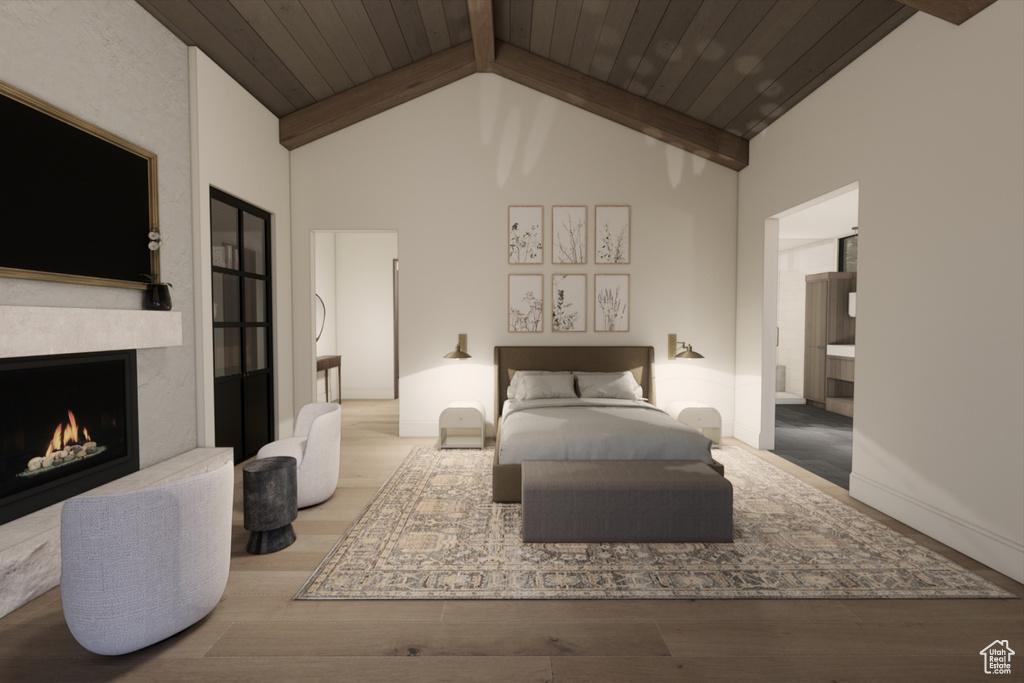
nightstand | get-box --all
[438,400,485,449]
[666,401,722,445]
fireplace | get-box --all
[0,349,140,525]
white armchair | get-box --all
[60,451,233,656]
[255,402,341,508]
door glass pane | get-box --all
[244,278,266,323]
[214,328,242,378]
[211,198,240,270]
[245,328,267,371]
[213,272,240,323]
[243,211,266,274]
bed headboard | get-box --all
[494,346,655,418]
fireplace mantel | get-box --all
[0,305,186,618]
[0,306,182,359]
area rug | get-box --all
[296,445,1013,600]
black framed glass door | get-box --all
[211,188,273,465]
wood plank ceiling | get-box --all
[136,0,993,170]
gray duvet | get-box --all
[497,398,713,465]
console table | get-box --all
[316,355,341,404]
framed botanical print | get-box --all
[508,206,543,264]
[595,274,629,332]
[595,205,630,264]
[551,205,587,264]
[509,274,544,332]
[551,274,586,332]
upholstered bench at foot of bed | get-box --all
[494,455,725,503]
[521,460,733,543]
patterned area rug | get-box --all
[296,445,1012,600]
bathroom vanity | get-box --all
[805,272,856,416]
[825,345,855,417]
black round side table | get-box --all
[243,456,298,554]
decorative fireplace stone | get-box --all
[0,447,232,619]
[0,304,185,618]
[0,306,181,358]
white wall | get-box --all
[291,74,738,436]
[190,49,294,440]
[0,0,196,467]
[314,233,339,357]
[334,232,397,399]
[736,2,1024,581]
[313,232,397,399]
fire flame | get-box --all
[44,410,90,458]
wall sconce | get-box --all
[443,333,470,359]
[668,333,704,360]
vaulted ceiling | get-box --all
[137,0,994,170]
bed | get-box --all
[492,346,717,502]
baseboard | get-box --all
[732,421,761,450]
[850,472,1024,584]
[340,388,396,400]
[401,420,493,440]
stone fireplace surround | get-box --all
[0,305,189,618]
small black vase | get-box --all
[144,284,172,311]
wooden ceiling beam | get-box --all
[467,0,495,71]
[279,41,477,149]
[491,42,748,171]
[895,0,996,25]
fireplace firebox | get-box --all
[0,350,140,525]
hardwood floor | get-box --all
[1,399,1020,682]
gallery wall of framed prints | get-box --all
[507,205,630,334]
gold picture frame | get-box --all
[509,274,544,332]
[552,205,587,264]
[595,205,630,264]
[508,206,543,264]
[0,80,159,290]
[552,274,586,332]
[595,273,630,332]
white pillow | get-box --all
[508,370,574,400]
[507,370,537,399]
[574,371,643,400]
[519,373,578,400]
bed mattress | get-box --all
[496,398,713,466]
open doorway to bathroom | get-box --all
[313,231,398,402]
[770,184,857,489]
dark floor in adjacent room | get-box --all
[772,403,853,489]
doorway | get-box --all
[210,188,274,465]
[393,258,399,399]
[764,183,858,486]
[313,231,398,401]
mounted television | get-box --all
[0,80,159,289]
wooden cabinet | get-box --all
[804,273,856,413]
[804,278,828,405]
[825,357,855,418]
